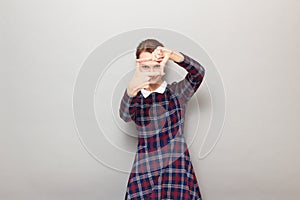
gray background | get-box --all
[1,0,299,200]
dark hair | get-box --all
[135,38,164,59]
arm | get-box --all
[119,88,137,122]
[170,52,206,104]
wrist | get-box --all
[126,87,135,97]
[170,51,184,63]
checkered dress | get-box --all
[119,52,205,200]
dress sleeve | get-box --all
[170,52,206,104]
[119,89,137,122]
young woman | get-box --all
[119,38,205,200]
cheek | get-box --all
[154,67,164,72]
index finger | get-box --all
[136,57,152,63]
[135,60,141,71]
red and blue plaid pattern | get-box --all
[119,52,205,200]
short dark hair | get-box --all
[135,38,164,59]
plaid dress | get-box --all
[119,52,205,200]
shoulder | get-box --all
[167,81,181,100]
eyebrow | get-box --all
[141,64,160,67]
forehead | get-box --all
[139,51,161,66]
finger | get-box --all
[159,47,174,60]
[136,60,140,68]
[160,53,171,68]
[159,46,172,54]
[135,60,143,73]
[136,57,152,63]
[154,48,163,57]
[156,46,163,50]
[133,81,149,91]
[160,65,165,76]
[152,52,156,62]
[152,56,163,62]
[143,82,150,88]
[139,81,150,89]
[152,51,163,62]
[156,46,164,54]
[155,58,164,62]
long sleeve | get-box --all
[170,52,205,104]
[119,89,137,122]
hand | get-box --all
[153,46,184,63]
[152,46,174,68]
[136,46,174,75]
[136,46,174,67]
[127,60,161,97]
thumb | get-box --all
[135,60,143,73]
[160,69,165,76]
[160,53,170,68]
[159,64,165,76]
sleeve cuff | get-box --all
[123,89,135,102]
[173,51,188,65]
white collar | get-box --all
[141,80,167,98]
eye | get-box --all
[154,65,161,68]
[142,65,150,69]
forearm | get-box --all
[119,89,136,122]
[169,52,206,104]
[173,52,205,82]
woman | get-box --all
[119,38,205,200]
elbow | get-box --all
[199,64,205,78]
[195,65,205,82]
[119,109,133,122]
[121,116,132,123]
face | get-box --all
[139,52,164,84]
